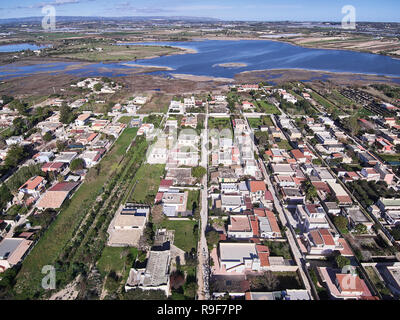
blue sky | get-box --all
[0,0,399,21]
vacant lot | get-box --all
[97,247,139,276]
[257,101,281,114]
[14,128,138,296]
[158,219,198,253]
[130,164,165,203]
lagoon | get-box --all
[1,40,400,80]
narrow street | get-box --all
[197,109,210,300]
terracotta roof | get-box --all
[249,216,260,237]
[49,182,79,192]
[254,208,266,217]
[19,176,44,191]
[265,210,281,234]
[264,190,273,201]
[291,149,306,160]
[336,274,365,293]
[319,228,335,246]
[159,179,174,188]
[249,181,266,193]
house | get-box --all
[376,198,400,226]
[242,101,255,111]
[375,138,394,153]
[296,204,329,232]
[169,100,184,113]
[358,151,379,166]
[360,168,380,182]
[75,113,91,126]
[316,132,338,145]
[227,215,253,239]
[108,204,149,247]
[5,136,23,146]
[181,116,197,129]
[19,176,46,198]
[221,195,246,213]
[125,250,170,297]
[317,267,373,300]
[36,182,80,210]
[133,96,147,105]
[54,152,78,164]
[374,164,394,185]
[34,151,54,163]
[218,242,270,274]
[291,149,307,163]
[271,164,296,176]
[162,191,188,217]
[80,149,104,167]
[343,207,373,231]
[281,188,305,205]
[287,127,302,140]
[137,123,154,136]
[0,238,33,272]
[305,229,344,256]
[254,209,281,238]
[41,162,65,173]
[248,181,267,203]
[245,290,311,300]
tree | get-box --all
[4,145,27,168]
[206,230,220,248]
[335,254,351,270]
[334,215,349,233]
[70,158,85,171]
[249,271,279,291]
[43,131,53,142]
[192,166,206,179]
[0,184,12,211]
[56,140,67,152]
[183,281,197,299]
[59,104,74,124]
[93,83,103,92]
[9,99,28,116]
[354,223,367,235]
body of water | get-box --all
[1,40,400,80]
[0,43,51,53]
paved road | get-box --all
[197,109,210,300]
[244,113,314,298]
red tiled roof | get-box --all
[49,182,79,192]
[265,210,281,234]
[319,228,335,246]
[250,216,260,237]
[160,179,174,188]
[264,190,273,201]
[254,208,266,217]
[336,274,365,293]
[19,176,44,190]
[249,181,266,193]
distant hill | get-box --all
[0,16,222,25]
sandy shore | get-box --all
[121,63,174,71]
[214,62,248,68]
[171,73,234,82]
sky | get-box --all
[0,0,399,22]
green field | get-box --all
[14,128,138,296]
[248,118,263,128]
[257,101,281,114]
[158,220,198,253]
[208,117,232,131]
[379,153,400,163]
[130,164,165,203]
[118,116,133,124]
[97,247,138,276]
[54,44,184,62]
[187,190,200,212]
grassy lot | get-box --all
[208,117,232,131]
[118,116,133,124]
[364,266,392,298]
[158,219,198,253]
[14,128,138,296]
[310,91,336,112]
[143,114,163,128]
[257,101,281,114]
[187,190,200,212]
[276,139,292,150]
[97,247,138,276]
[130,164,165,203]
[55,44,184,62]
[248,118,263,128]
[378,153,400,163]
[263,241,292,260]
